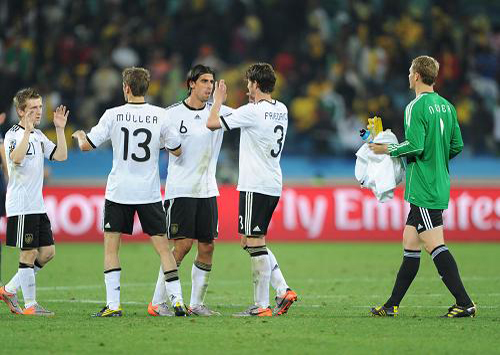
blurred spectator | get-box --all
[0,0,498,161]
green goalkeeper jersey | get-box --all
[387,92,463,209]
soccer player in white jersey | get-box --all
[207,63,298,317]
[72,67,187,317]
[0,88,69,316]
[148,65,232,317]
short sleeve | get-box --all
[4,132,17,163]
[161,121,181,151]
[86,110,112,148]
[40,132,57,160]
[219,103,254,131]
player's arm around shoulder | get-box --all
[51,105,70,161]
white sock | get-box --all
[250,254,271,308]
[163,269,183,307]
[151,266,167,305]
[5,263,43,294]
[190,261,211,308]
[104,268,121,310]
[267,248,289,297]
[18,267,36,308]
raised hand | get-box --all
[25,109,37,132]
[53,105,69,129]
[213,80,227,104]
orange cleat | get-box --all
[0,286,23,314]
[273,289,298,315]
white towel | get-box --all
[355,130,405,202]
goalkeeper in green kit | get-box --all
[368,55,475,318]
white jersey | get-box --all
[4,124,56,217]
[220,99,288,196]
[165,100,232,199]
[87,102,181,204]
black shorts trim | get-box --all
[406,204,443,234]
[164,197,218,242]
[103,200,166,236]
[6,214,54,249]
[238,192,279,236]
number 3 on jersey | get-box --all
[121,127,151,162]
[271,125,284,158]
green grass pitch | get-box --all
[0,242,499,354]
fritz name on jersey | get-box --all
[265,112,287,122]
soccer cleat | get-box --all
[22,303,55,316]
[172,302,188,317]
[442,304,476,318]
[93,305,122,317]
[148,302,174,317]
[273,289,298,316]
[370,305,399,317]
[232,305,272,317]
[0,286,23,314]
[188,305,221,316]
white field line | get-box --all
[41,299,500,310]
[36,284,500,299]
[36,276,500,291]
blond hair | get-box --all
[412,56,440,86]
[13,88,41,112]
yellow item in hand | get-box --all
[367,116,383,138]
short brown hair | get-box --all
[411,56,440,86]
[246,63,276,93]
[122,67,151,96]
[13,88,41,111]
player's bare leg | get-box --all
[150,235,186,316]
[418,227,475,317]
[188,241,220,316]
[37,245,55,266]
[371,226,421,317]
[172,238,194,266]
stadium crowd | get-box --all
[0,0,499,158]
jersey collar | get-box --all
[183,100,206,111]
[257,99,277,105]
[16,124,34,133]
